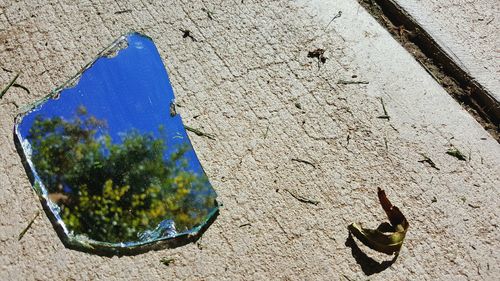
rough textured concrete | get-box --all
[392,0,500,101]
[0,0,499,280]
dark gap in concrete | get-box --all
[358,0,499,141]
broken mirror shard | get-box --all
[14,33,218,254]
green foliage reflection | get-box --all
[27,106,216,243]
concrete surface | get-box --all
[392,0,500,101]
[0,0,499,280]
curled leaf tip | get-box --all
[349,188,409,255]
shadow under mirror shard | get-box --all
[14,33,219,254]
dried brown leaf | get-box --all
[348,188,409,255]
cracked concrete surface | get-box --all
[0,0,499,280]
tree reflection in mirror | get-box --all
[14,33,219,255]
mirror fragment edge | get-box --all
[13,32,220,255]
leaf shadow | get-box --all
[345,229,398,276]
